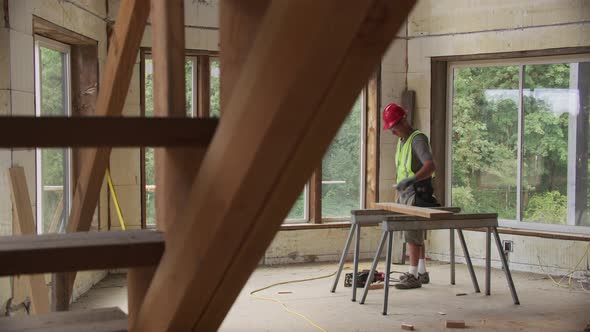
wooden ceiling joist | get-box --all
[132,1,415,331]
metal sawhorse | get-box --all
[330,208,459,301]
[359,213,520,315]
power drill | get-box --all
[344,269,385,288]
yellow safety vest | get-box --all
[395,130,434,181]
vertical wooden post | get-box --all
[309,167,322,223]
[365,69,380,206]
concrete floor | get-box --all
[71,261,590,331]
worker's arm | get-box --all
[414,159,435,181]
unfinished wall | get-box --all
[0,0,111,308]
[379,0,590,275]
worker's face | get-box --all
[389,119,408,138]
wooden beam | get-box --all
[0,117,217,147]
[309,167,322,223]
[430,60,448,205]
[372,202,455,219]
[0,230,164,276]
[63,0,150,309]
[0,307,127,332]
[197,56,210,117]
[133,1,415,331]
[219,0,271,113]
[6,167,50,314]
[365,69,380,206]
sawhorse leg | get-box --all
[331,224,356,293]
[457,229,480,293]
[359,230,388,304]
[450,229,455,285]
[492,227,520,304]
[486,227,491,295]
[352,224,361,301]
[383,230,393,315]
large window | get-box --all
[141,53,373,226]
[34,36,72,234]
[449,56,590,230]
[142,52,219,227]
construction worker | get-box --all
[382,103,439,289]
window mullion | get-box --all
[516,64,524,222]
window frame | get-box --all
[446,53,590,234]
[33,35,73,234]
[140,48,219,228]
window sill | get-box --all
[467,227,590,242]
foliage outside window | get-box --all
[143,54,219,226]
[34,37,71,234]
[322,96,363,218]
[450,59,589,227]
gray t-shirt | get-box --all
[398,132,433,174]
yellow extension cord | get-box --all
[106,168,126,230]
[249,270,337,332]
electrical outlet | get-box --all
[502,240,514,252]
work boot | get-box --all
[399,272,430,284]
[395,273,422,289]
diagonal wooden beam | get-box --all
[132,1,414,331]
[194,1,415,329]
[59,0,150,310]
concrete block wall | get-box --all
[379,0,590,275]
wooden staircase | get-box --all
[0,0,415,330]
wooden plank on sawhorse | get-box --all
[6,167,50,314]
[330,207,461,302]
[372,202,455,219]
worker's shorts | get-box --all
[398,188,438,246]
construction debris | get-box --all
[368,283,384,290]
[401,323,414,330]
[445,320,466,328]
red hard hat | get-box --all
[382,103,406,130]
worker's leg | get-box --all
[408,242,420,276]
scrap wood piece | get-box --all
[445,320,466,328]
[132,1,416,331]
[372,202,454,219]
[368,283,384,290]
[401,323,414,331]
[7,167,50,314]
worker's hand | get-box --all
[395,176,417,191]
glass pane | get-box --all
[451,66,519,219]
[522,64,571,224]
[185,59,194,116]
[210,58,220,117]
[145,58,154,116]
[39,47,67,233]
[144,58,156,225]
[321,96,362,218]
[285,189,305,221]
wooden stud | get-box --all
[0,117,217,147]
[63,0,150,309]
[365,69,380,207]
[133,1,415,331]
[309,167,322,223]
[430,60,448,205]
[372,202,454,219]
[0,230,164,276]
[6,167,50,314]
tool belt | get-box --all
[413,178,439,207]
